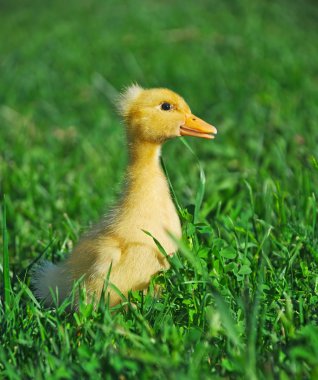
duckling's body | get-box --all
[32,85,216,307]
[68,142,181,306]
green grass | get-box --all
[1,0,318,378]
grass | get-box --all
[1,0,318,378]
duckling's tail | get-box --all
[31,261,72,306]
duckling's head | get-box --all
[118,85,217,144]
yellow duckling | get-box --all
[32,85,217,307]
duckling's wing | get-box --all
[91,241,122,276]
[67,235,122,276]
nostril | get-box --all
[192,118,196,121]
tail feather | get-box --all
[31,261,72,306]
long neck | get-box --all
[98,141,171,235]
[118,140,171,211]
[126,141,163,182]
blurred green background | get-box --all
[1,0,318,378]
[1,0,317,267]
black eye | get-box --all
[160,102,172,111]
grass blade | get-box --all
[179,138,206,223]
[2,194,11,308]
[161,156,183,216]
[213,292,243,349]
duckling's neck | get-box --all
[124,140,167,197]
[127,141,162,173]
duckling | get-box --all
[32,85,217,307]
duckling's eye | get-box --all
[160,102,172,111]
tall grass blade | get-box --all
[2,195,11,308]
[179,138,206,223]
[161,156,183,216]
[213,292,243,349]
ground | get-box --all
[1,0,318,378]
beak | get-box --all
[180,114,217,140]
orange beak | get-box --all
[180,114,217,140]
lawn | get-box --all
[1,0,318,378]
